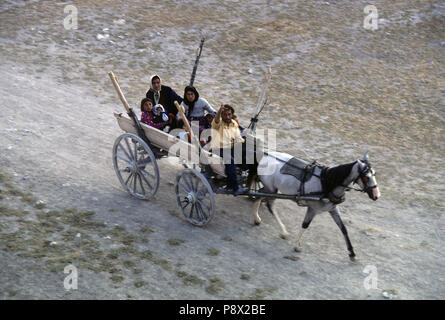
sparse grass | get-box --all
[8,291,18,297]
[283,256,300,261]
[138,250,153,261]
[206,277,224,295]
[122,259,136,268]
[167,238,185,246]
[103,263,120,274]
[106,252,119,260]
[183,274,205,286]
[240,274,250,280]
[0,171,8,183]
[0,205,22,216]
[245,286,278,300]
[105,225,137,246]
[1,0,444,300]
[21,193,37,205]
[420,241,433,249]
[206,248,220,256]
[3,188,36,207]
[0,171,235,296]
[6,188,26,197]
[110,275,124,283]
[153,258,172,271]
[60,209,106,230]
[116,245,138,255]
[134,279,148,288]
[168,209,180,217]
[139,226,154,234]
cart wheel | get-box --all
[113,133,159,200]
[175,168,215,226]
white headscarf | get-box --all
[149,74,162,91]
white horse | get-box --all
[251,152,380,260]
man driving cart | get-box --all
[210,104,250,196]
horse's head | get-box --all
[354,152,380,201]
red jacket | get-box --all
[141,111,168,129]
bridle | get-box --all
[348,161,378,193]
[326,159,378,204]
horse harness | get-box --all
[344,161,378,194]
[273,154,328,200]
[273,155,377,204]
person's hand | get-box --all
[214,104,224,124]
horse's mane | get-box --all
[322,161,357,194]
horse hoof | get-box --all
[349,254,356,262]
[294,246,302,253]
[254,218,262,225]
[280,233,289,240]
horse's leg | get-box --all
[329,207,356,261]
[266,199,289,239]
[251,198,262,225]
[294,207,316,252]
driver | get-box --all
[210,104,248,196]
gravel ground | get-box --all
[0,0,444,299]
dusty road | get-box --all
[0,0,444,299]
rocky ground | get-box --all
[0,0,444,299]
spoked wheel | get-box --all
[113,133,160,200]
[175,168,215,226]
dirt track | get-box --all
[0,0,444,299]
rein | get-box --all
[324,161,377,204]
[342,164,378,193]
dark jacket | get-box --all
[146,85,183,115]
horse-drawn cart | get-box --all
[109,70,381,259]
[109,70,329,226]
[110,71,266,227]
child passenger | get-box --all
[153,104,169,124]
[140,98,169,130]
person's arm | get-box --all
[141,112,149,125]
[201,98,216,116]
[234,122,245,144]
[213,103,224,125]
[161,112,169,122]
[171,87,183,104]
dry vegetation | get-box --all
[0,0,444,299]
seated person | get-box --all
[176,119,189,143]
[176,119,207,147]
[201,113,214,149]
[210,104,249,196]
[204,113,214,130]
[179,86,216,133]
[146,74,182,128]
[140,98,169,130]
[153,104,170,132]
